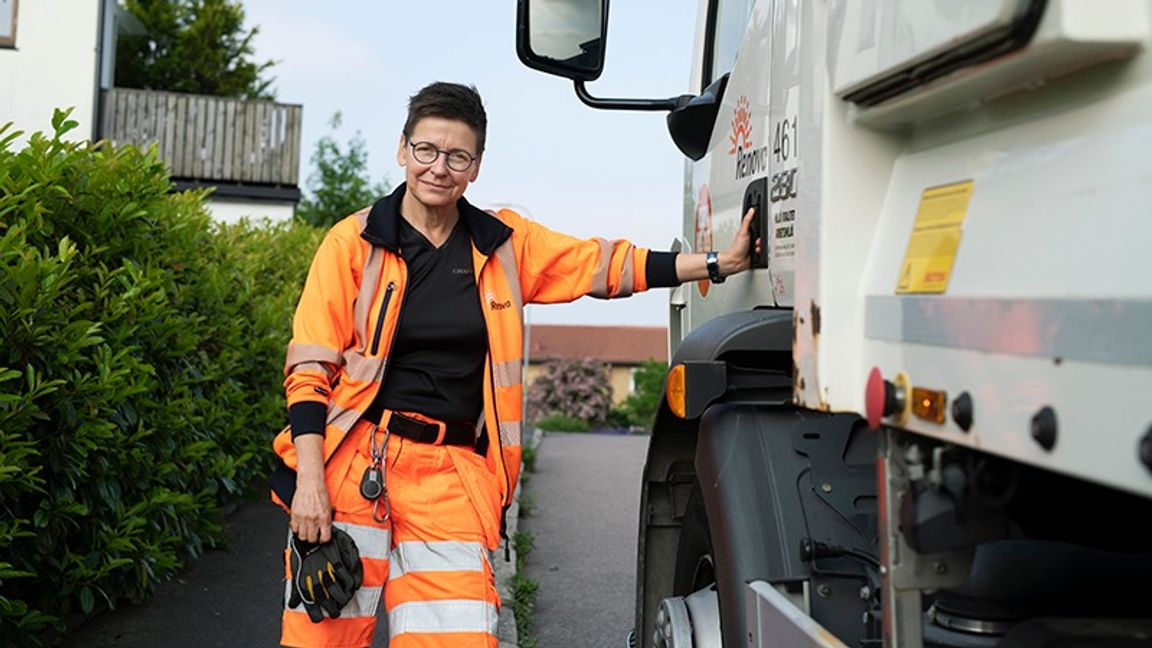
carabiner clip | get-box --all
[361,422,391,523]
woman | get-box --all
[271,81,758,647]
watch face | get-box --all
[707,252,723,284]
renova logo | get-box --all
[485,291,512,311]
[728,95,769,180]
[729,95,753,154]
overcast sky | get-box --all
[243,1,698,327]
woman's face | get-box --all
[397,116,482,210]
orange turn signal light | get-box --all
[666,364,687,418]
[911,387,947,424]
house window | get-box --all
[0,0,17,48]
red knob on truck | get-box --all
[865,367,901,429]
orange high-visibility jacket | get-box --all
[271,187,655,538]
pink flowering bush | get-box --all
[527,359,613,426]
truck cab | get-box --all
[517,1,1152,646]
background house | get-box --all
[525,324,668,404]
[0,0,301,223]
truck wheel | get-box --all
[673,481,714,595]
[651,482,723,648]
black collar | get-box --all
[362,183,513,256]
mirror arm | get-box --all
[574,80,693,112]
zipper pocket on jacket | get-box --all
[369,282,396,355]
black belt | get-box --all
[388,412,475,446]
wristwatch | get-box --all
[706,251,725,284]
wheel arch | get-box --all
[634,309,793,646]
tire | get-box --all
[673,481,714,597]
[651,480,726,648]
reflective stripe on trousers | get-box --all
[281,424,501,648]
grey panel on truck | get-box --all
[695,405,879,646]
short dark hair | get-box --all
[403,82,488,153]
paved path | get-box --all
[520,432,650,648]
[67,497,293,647]
[67,485,522,647]
[66,428,649,648]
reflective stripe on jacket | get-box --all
[272,185,653,513]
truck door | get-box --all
[684,0,801,336]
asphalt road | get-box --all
[65,430,647,647]
[65,491,506,648]
[67,497,293,647]
[520,431,650,648]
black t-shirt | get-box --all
[370,216,487,424]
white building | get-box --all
[0,0,301,223]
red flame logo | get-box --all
[728,95,753,155]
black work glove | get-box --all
[287,527,364,623]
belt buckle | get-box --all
[407,413,446,444]
[395,411,448,445]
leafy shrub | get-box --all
[611,359,668,430]
[508,571,539,648]
[509,531,539,647]
[602,407,632,430]
[532,415,591,432]
[520,444,538,474]
[526,359,613,426]
[0,111,322,645]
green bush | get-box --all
[533,415,591,432]
[509,530,539,647]
[0,111,322,645]
[611,359,668,430]
[508,571,539,648]
[520,444,538,474]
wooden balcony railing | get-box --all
[99,88,302,186]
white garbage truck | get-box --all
[516,1,1152,646]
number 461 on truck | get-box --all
[517,1,1152,647]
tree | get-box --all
[295,112,391,228]
[116,0,276,100]
[614,359,668,429]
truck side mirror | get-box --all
[516,0,608,82]
[666,74,728,161]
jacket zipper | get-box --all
[313,266,403,470]
[369,282,396,356]
[367,279,406,419]
[486,335,515,562]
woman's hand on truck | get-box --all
[675,207,761,283]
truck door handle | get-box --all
[743,177,769,269]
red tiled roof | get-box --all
[526,324,668,365]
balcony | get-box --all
[99,87,302,190]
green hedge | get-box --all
[0,110,323,644]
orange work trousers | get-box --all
[281,418,503,648]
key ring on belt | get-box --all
[367,422,391,524]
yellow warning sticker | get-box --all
[896,180,974,294]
